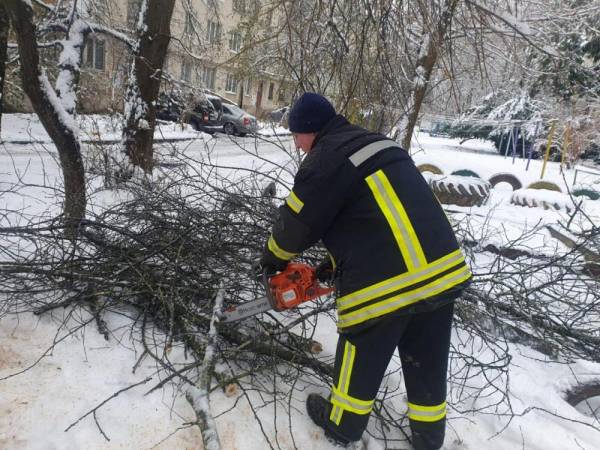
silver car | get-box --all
[221,104,258,137]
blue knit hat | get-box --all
[288,92,336,133]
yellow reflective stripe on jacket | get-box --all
[285,190,304,214]
[338,249,465,311]
[267,235,297,261]
[329,340,356,425]
[327,250,337,270]
[330,385,374,415]
[408,401,447,422]
[337,264,471,329]
[365,170,427,271]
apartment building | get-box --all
[162,0,290,117]
[11,0,291,117]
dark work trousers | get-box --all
[326,302,454,450]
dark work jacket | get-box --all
[262,115,472,334]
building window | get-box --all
[229,31,242,52]
[184,11,194,34]
[225,73,238,93]
[278,86,285,102]
[207,20,221,44]
[181,60,192,82]
[233,0,245,13]
[85,37,105,71]
[244,78,251,96]
[267,82,274,100]
[199,66,216,90]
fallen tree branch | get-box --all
[186,285,225,450]
[64,377,152,434]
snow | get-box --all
[0,114,208,144]
[2,122,600,449]
[256,122,291,137]
[55,18,87,114]
[39,72,79,139]
[511,188,578,212]
[499,11,534,36]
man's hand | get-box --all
[252,259,284,282]
[315,258,334,283]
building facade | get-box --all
[8,0,291,117]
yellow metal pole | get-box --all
[541,121,557,180]
[561,123,570,173]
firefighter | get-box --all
[259,92,472,449]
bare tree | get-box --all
[123,0,176,174]
[0,5,9,134]
[394,0,461,150]
[4,0,86,231]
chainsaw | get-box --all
[220,263,334,323]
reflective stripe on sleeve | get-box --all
[267,235,297,261]
[407,401,447,422]
[285,190,304,214]
[349,140,402,166]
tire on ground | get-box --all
[417,163,443,175]
[429,175,491,207]
[488,173,522,191]
[527,180,562,192]
[451,169,480,178]
[510,189,573,213]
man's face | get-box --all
[293,132,317,153]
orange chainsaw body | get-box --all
[267,263,334,311]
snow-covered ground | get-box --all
[0,114,290,144]
[1,116,600,450]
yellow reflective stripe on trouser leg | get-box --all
[330,385,374,415]
[267,235,297,260]
[285,190,304,213]
[365,170,427,271]
[329,340,356,425]
[407,401,447,422]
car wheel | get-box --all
[223,122,236,135]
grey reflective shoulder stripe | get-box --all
[349,140,402,167]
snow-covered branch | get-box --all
[186,286,225,450]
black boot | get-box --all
[306,394,351,447]
[410,419,446,450]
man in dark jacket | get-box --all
[260,92,471,449]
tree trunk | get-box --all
[5,0,86,231]
[0,5,9,135]
[397,0,460,151]
[55,16,87,115]
[123,0,175,174]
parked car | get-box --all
[221,104,258,136]
[184,95,224,133]
[268,106,289,124]
[156,92,224,134]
